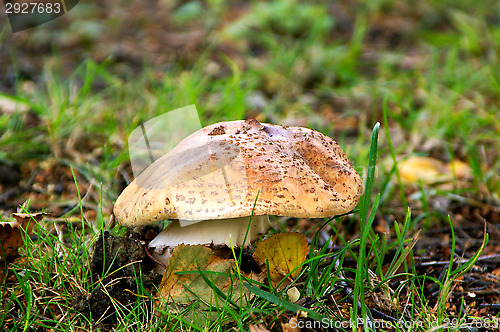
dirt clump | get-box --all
[73,230,162,324]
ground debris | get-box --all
[73,231,161,324]
[0,212,44,283]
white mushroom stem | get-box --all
[149,215,271,273]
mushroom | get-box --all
[114,119,362,272]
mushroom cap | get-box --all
[114,119,363,227]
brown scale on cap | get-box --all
[114,119,363,227]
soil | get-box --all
[73,230,162,324]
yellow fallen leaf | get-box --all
[398,156,473,185]
[158,244,248,306]
[446,159,472,179]
[398,156,444,184]
[253,233,309,287]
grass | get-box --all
[1,0,500,330]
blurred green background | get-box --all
[1,0,498,220]
[0,0,499,329]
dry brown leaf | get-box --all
[12,212,46,231]
[281,317,301,332]
[249,324,271,332]
[0,212,45,283]
[1,212,44,261]
[0,221,25,262]
[254,233,309,288]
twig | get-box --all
[369,308,397,323]
[143,243,167,270]
[417,254,500,267]
[479,303,500,311]
[0,188,18,202]
[454,288,500,296]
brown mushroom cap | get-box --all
[114,119,363,227]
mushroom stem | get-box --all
[149,215,271,273]
[149,215,271,249]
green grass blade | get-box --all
[244,282,326,322]
[384,208,413,279]
[359,122,380,223]
[353,122,380,330]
